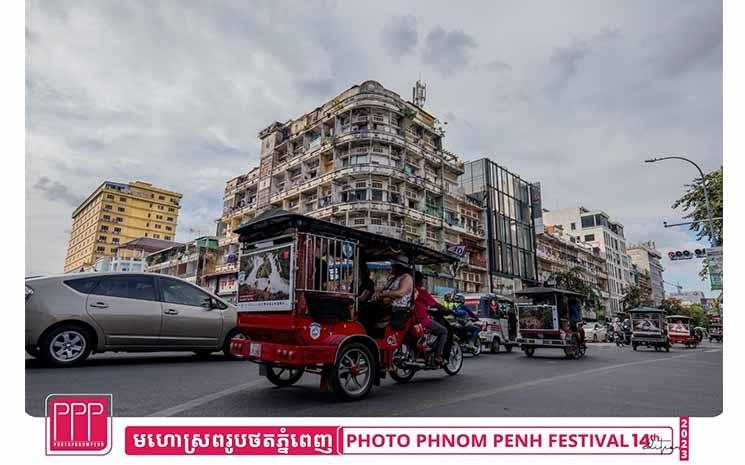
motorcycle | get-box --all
[614,331,632,347]
[390,308,464,383]
[451,317,483,356]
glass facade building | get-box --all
[460,158,539,293]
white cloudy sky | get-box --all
[26,0,722,295]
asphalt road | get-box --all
[25,342,722,417]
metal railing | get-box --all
[298,233,357,295]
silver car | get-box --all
[25,272,245,366]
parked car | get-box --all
[583,321,608,342]
[25,272,245,366]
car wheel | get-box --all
[222,329,248,360]
[505,344,513,353]
[524,346,535,357]
[265,364,305,387]
[40,325,92,367]
[193,350,214,358]
[331,343,375,400]
[490,337,500,353]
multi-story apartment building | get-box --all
[536,225,609,308]
[214,80,488,295]
[627,241,665,306]
[460,158,540,295]
[542,207,632,317]
[91,237,181,272]
[144,236,219,287]
[64,181,182,272]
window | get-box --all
[116,217,123,222]
[112,238,120,244]
[159,195,165,200]
[103,215,111,221]
[64,277,100,294]
[165,226,172,231]
[98,235,107,242]
[581,216,594,228]
[154,234,160,239]
[164,235,171,240]
[96,246,105,253]
[106,194,114,200]
[92,275,156,301]
[155,224,162,229]
[168,208,175,213]
[119,197,127,202]
[100,225,109,232]
[166,217,174,222]
[156,214,163,220]
[160,277,211,307]
[117,207,125,212]
[570,222,576,230]
[584,234,595,242]
[114,227,121,233]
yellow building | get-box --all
[64,181,182,272]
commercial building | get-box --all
[460,158,540,295]
[215,80,488,295]
[91,237,181,272]
[536,225,609,308]
[667,291,706,308]
[627,241,665,306]
[542,207,632,317]
[144,236,219,287]
[64,181,182,272]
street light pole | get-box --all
[644,156,718,247]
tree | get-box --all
[672,166,723,246]
[679,304,708,328]
[621,284,653,310]
[549,267,602,310]
[659,298,683,314]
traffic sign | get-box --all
[706,247,723,291]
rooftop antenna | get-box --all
[412,79,427,108]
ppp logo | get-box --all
[45,394,112,455]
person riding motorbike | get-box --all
[413,272,448,366]
[450,293,481,348]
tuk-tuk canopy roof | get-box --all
[233,209,459,266]
[515,287,585,298]
[666,314,694,320]
[628,307,665,313]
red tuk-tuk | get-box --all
[666,315,698,348]
[228,210,463,400]
[515,287,587,359]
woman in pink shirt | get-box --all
[413,272,449,366]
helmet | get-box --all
[453,293,466,304]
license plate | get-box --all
[249,343,262,357]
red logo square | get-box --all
[45,394,112,455]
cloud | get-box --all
[485,60,511,71]
[421,27,477,75]
[381,15,418,60]
[25,0,722,297]
[32,176,81,207]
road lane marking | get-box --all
[147,379,266,417]
[392,352,705,416]
[705,349,721,353]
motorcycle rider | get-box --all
[451,293,481,348]
[413,272,448,366]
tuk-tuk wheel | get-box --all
[490,337,501,354]
[265,364,305,387]
[665,344,670,352]
[524,347,535,357]
[632,343,637,351]
[505,344,513,353]
[330,343,375,400]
